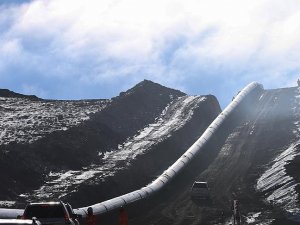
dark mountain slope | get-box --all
[95,79,186,137]
[23,80,186,168]
[66,95,221,207]
[135,86,300,225]
[0,89,39,100]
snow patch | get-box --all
[259,93,265,101]
[0,201,16,207]
[245,212,261,224]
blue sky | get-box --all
[0,0,300,108]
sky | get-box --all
[1,0,300,108]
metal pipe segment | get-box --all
[76,82,264,216]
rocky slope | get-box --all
[0,97,108,145]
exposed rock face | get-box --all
[203,87,300,223]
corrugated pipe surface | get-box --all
[76,82,264,216]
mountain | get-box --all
[2,81,299,224]
[0,80,221,210]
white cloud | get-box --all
[0,38,22,58]
[1,0,300,98]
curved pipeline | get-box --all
[0,82,263,218]
[76,82,264,216]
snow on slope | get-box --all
[19,95,206,201]
[256,87,300,217]
[0,97,108,145]
[256,142,300,214]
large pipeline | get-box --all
[76,82,264,216]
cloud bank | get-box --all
[0,0,300,106]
